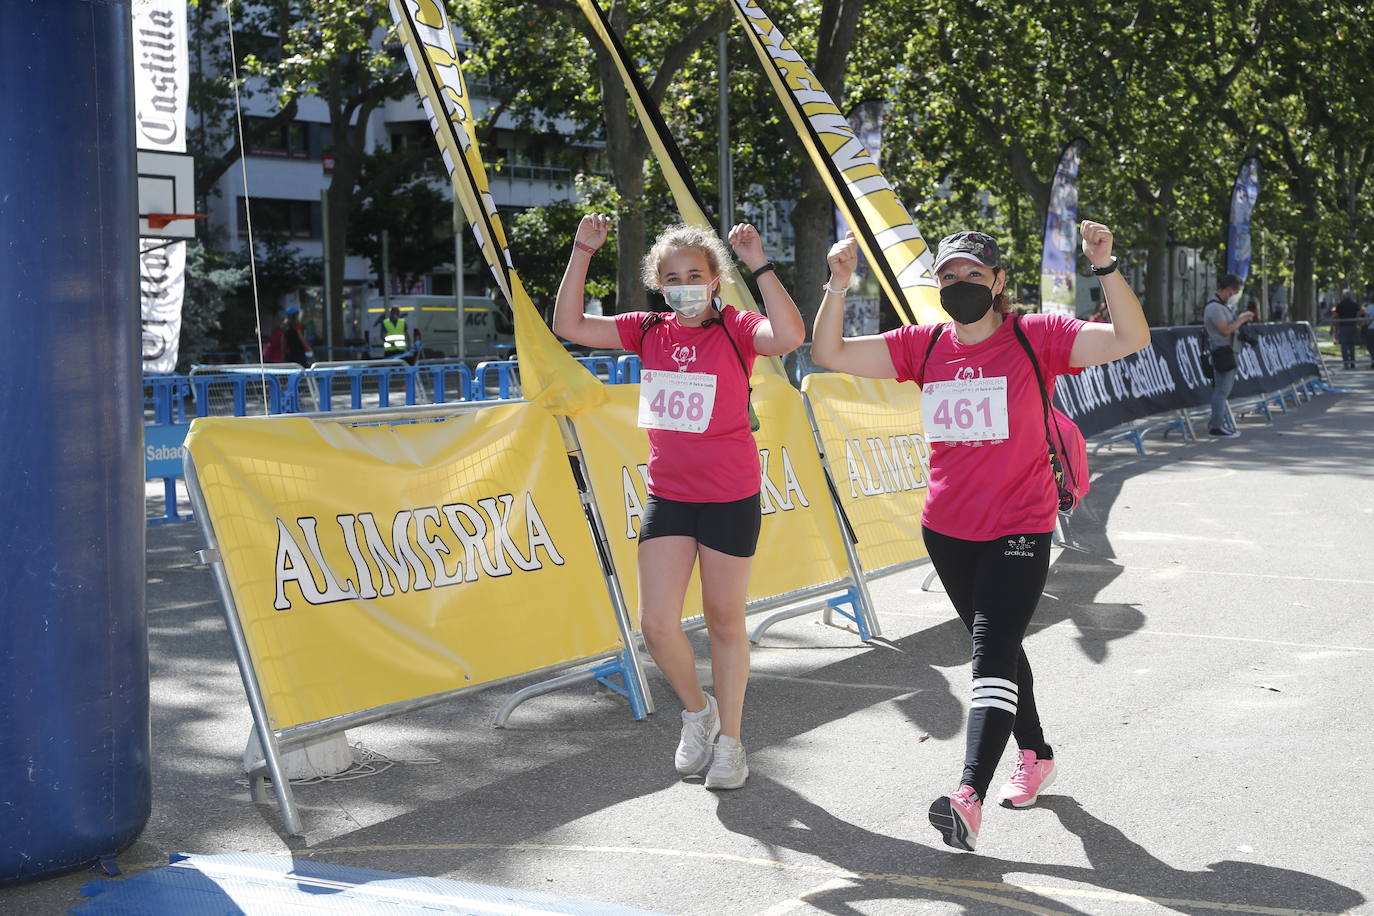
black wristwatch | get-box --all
[1090,257,1119,276]
[751,261,776,280]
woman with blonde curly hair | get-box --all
[554,215,804,790]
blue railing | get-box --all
[143,356,641,525]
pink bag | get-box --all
[1012,317,1091,514]
[1048,407,1090,512]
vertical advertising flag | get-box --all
[834,101,884,336]
[1227,157,1261,284]
[132,0,189,372]
[389,0,604,415]
[1039,139,1086,318]
[730,0,944,326]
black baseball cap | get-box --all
[933,231,1002,271]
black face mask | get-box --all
[939,280,995,324]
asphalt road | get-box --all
[4,366,1372,916]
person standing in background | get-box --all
[1203,275,1252,438]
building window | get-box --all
[246,116,311,159]
[237,197,319,239]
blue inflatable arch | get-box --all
[0,0,152,885]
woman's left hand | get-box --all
[1080,220,1115,269]
[728,223,767,271]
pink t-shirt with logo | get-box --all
[883,313,1086,541]
[616,304,766,503]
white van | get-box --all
[363,295,515,359]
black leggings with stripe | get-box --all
[922,526,1054,801]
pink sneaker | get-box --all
[997,749,1056,809]
[928,785,981,851]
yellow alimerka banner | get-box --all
[802,374,932,573]
[389,0,604,415]
[574,0,786,382]
[186,404,622,731]
[730,0,946,327]
[571,375,848,620]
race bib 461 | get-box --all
[920,376,1009,442]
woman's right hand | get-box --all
[827,231,858,288]
[576,213,612,252]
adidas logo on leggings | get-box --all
[971,677,1018,714]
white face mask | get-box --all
[663,283,713,319]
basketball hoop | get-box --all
[146,213,208,230]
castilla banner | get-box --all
[132,0,189,372]
[570,376,849,620]
[801,375,932,574]
[184,403,622,731]
[1052,323,1321,437]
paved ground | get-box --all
[5,366,1373,916]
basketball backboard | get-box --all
[137,149,200,239]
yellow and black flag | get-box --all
[730,0,946,325]
[575,0,790,381]
[388,0,605,415]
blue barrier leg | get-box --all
[592,651,650,720]
[824,588,871,642]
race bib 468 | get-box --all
[638,369,718,434]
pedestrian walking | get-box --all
[552,215,804,790]
[1335,290,1361,369]
[810,220,1149,851]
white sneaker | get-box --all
[704,736,748,790]
[674,695,719,775]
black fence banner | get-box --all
[1053,324,1321,437]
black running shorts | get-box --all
[638,492,762,558]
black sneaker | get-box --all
[1208,427,1241,438]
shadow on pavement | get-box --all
[712,776,1365,915]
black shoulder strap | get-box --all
[708,308,752,390]
[1010,315,1053,441]
[1012,315,1077,486]
[919,323,946,385]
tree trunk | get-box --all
[324,99,368,354]
[1289,173,1319,325]
[592,3,650,314]
[1291,233,1315,325]
[612,164,648,313]
[1142,209,1171,326]
[789,173,833,332]
[788,0,864,333]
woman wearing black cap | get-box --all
[811,221,1148,852]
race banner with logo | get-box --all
[1040,139,1086,318]
[1053,323,1320,437]
[570,375,848,621]
[801,374,931,574]
[573,0,783,383]
[834,101,886,336]
[132,0,189,372]
[389,0,604,415]
[730,0,944,326]
[185,403,622,731]
[1227,157,1261,284]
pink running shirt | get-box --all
[883,313,1086,541]
[616,304,766,503]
